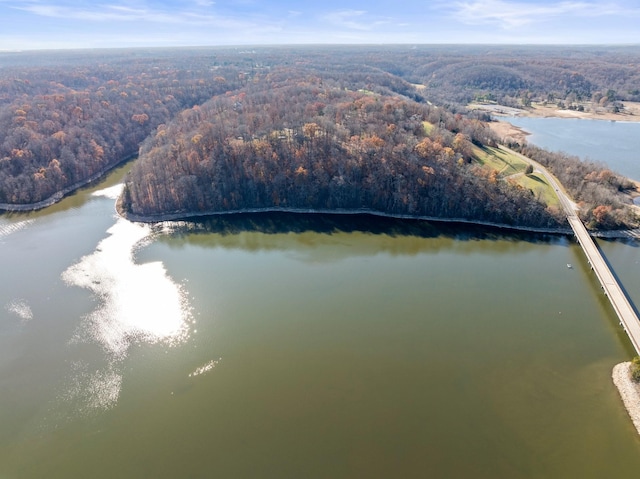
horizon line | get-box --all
[3,42,640,53]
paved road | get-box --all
[499,146,640,355]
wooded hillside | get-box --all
[120,71,561,228]
[0,52,245,204]
[1,46,639,230]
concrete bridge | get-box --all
[499,146,640,355]
[566,215,640,354]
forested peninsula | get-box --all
[119,72,561,229]
[2,46,639,230]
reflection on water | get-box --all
[60,185,192,409]
[63,217,191,358]
[182,210,544,238]
[62,361,123,411]
[0,218,34,239]
[4,299,33,321]
[189,358,222,377]
[155,211,564,262]
[92,183,124,201]
[3,165,640,478]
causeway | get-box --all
[499,145,640,355]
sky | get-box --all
[0,0,639,50]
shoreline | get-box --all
[612,362,640,436]
[116,201,640,239]
[474,100,640,147]
[116,198,571,235]
[484,102,640,201]
[471,101,640,123]
[0,155,135,213]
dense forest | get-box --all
[406,46,640,109]
[0,51,249,205]
[1,45,639,230]
[120,71,559,228]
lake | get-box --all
[505,115,640,181]
[1,118,640,478]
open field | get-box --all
[473,145,529,176]
[512,172,560,209]
[472,145,560,209]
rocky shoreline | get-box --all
[612,362,640,435]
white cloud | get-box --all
[3,0,639,46]
[9,1,263,28]
[18,3,180,23]
[323,9,390,31]
[449,0,640,28]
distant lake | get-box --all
[506,116,640,181]
[2,119,640,477]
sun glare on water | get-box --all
[61,191,192,409]
[63,218,191,357]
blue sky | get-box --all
[1,0,639,50]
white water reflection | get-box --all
[62,362,123,411]
[5,299,33,321]
[60,190,192,409]
[63,217,191,358]
[0,219,34,239]
[91,184,123,200]
[189,358,222,378]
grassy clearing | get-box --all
[473,145,528,176]
[472,145,560,208]
[510,173,560,209]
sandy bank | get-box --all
[471,101,640,123]
[488,120,531,144]
[475,101,640,146]
[612,362,640,436]
[524,102,640,122]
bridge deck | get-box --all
[567,215,640,355]
[498,145,640,355]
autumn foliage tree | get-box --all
[0,55,245,205]
[2,45,638,227]
[121,72,561,229]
